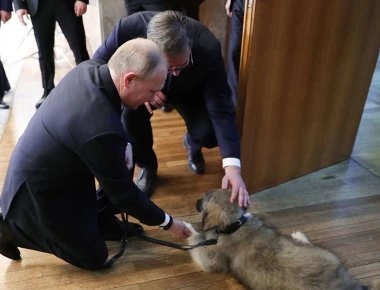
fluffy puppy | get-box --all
[188,189,378,290]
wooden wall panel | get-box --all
[239,0,380,192]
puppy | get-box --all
[188,189,379,290]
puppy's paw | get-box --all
[291,231,310,244]
[185,222,200,236]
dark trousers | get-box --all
[167,0,202,20]
[227,0,244,107]
[124,0,167,16]
[122,93,217,169]
[0,60,10,101]
[31,0,89,93]
[5,183,108,270]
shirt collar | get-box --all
[98,64,122,112]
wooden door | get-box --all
[238,0,380,192]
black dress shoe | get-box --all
[98,212,143,241]
[0,214,21,260]
[135,167,157,196]
[35,91,51,109]
[0,99,9,109]
[161,103,174,113]
[184,134,205,174]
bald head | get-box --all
[108,38,167,80]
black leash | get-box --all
[102,212,129,268]
[102,212,218,267]
[136,233,217,250]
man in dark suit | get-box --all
[0,38,191,269]
[0,0,12,109]
[124,0,166,16]
[93,11,249,208]
[13,0,90,109]
[225,0,245,106]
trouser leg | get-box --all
[56,9,89,64]
[227,0,245,106]
[31,0,56,93]
[122,105,158,169]
[5,184,108,270]
[173,95,217,152]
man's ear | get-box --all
[124,72,138,87]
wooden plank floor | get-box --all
[1,14,380,290]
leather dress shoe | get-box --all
[183,134,205,174]
[135,167,157,197]
[0,214,21,260]
[35,91,51,109]
[0,99,9,109]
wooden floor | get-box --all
[1,13,380,290]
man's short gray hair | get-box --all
[147,10,192,57]
[108,38,166,80]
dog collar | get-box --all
[217,213,251,235]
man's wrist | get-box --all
[222,158,241,168]
[160,213,173,230]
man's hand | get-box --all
[0,10,11,24]
[144,91,167,114]
[167,218,193,239]
[16,9,29,26]
[225,0,233,17]
[222,165,250,208]
[74,1,87,17]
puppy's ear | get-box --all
[202,204,227,231]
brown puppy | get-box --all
[188,189,379,290]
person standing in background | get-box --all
[225,0,244,107]
[0,0,12,109]
[123,0,167,16]
[13,0,90,109]
[167,0,202,21]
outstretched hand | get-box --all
[167,219,193,239]
[222,166,250,208]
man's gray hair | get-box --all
[147,10,192,57]
[108,38,166,80]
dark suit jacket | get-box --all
[13,0,89,16]
[0,61,165,226]
[93,11,241,160]
[0,0,12,12]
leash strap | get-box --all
[102,212,129,268]
[103,211,217,268]
[137,233,217,250]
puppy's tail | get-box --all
[369,279,380,290]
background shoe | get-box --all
[0,99,9,109]
[183,134,205,174]
[35,91,51,109]
[0,215,21,260]
[135,167,157,196]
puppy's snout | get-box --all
[196,198,203,212]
